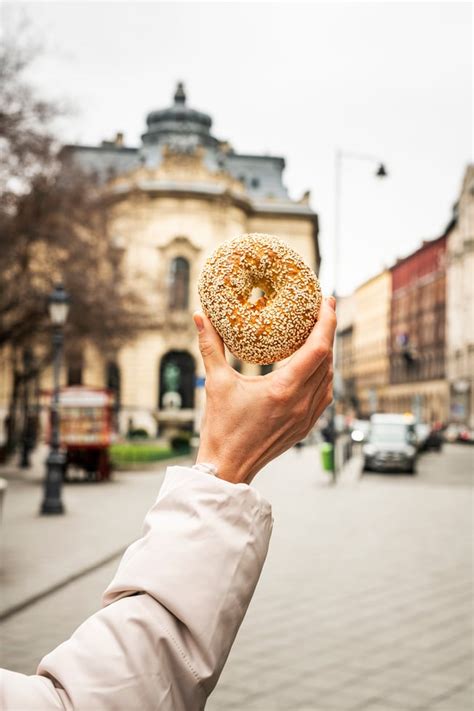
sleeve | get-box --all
[0,466,273,711]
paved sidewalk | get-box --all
[1,444,472,710]
[0,449,192,619]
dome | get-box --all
[142,82,218,148]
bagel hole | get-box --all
[248,287,266,304]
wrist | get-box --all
[195,445,250,485]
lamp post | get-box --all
[19,348,34,468]
[331,150,388,482]
[40,284,70,515]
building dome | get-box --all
[142,82,218,149]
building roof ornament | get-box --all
[174,81,186,105]
[143,83,215,148]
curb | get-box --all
[0,547,127,622]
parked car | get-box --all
[363,413,418,474]
[415,423,430,450]
[416,423,443,452]
[424,424,444,451]
[444,423,463,443]
[458,427,474,445]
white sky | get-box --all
[4,1,473,295]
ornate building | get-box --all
[61,83,321,435]
[446,165,474,427]
[385,235,448,422]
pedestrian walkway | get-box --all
[0,448,192,619]
[1,445,472,710]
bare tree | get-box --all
[0,26,151,453]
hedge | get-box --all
[110,443,174,464]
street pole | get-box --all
[330,149,343,484]
[330,150,388,484]
[40,328,65,514]
[19,349,33,468]
[40,284,70,516]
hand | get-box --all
[193,297,337,484]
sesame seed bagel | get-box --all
[198,233,322,365]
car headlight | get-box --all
[406,445,416,457]
[363,444,376,456]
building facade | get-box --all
[60,84,320,435]
[385,235,448,422]
[334,295,356,413]
[446,164,474,427]
[352,271,391,417]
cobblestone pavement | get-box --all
[0,444,472,711]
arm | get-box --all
[1,466,272,711]
[1,297,335,710]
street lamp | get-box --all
[40,284,70,515]
[331,150,388,482]
[19,348,34,468]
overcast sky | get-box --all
[6,1,473,295]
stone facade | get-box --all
[58,84,320,435]
[446,164,474,427]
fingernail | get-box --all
[327,296,336,311]
[193,312,204,332]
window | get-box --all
[251,177,260,189]
[260,364,273,375]
[168,257,190,311]
[67,364,83,386]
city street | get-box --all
[0,443,472,711]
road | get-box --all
[1,443,472,710]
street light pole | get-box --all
[330,150,388,483]
[19,348,33,468]
[40,284,70,516]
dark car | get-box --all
[416,423,443,452]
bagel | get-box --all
[198,233,322,365]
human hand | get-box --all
[193,297,336,484]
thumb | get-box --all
[193,311,227,374]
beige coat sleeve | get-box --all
[0,466,273,710]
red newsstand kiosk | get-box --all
[46,387,115,482]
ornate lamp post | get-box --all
[331,150,388,482]
[40,284,70,515]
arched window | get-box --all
[159,351,195,410]
[168,257,190,311]
[67,352,83,386]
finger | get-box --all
[286,297,337,381]
[193,311,227,375]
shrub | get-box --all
[127,428,150,440]
[110,443,173,465]
[169,429,192,454]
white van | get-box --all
[363,413,418,474]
